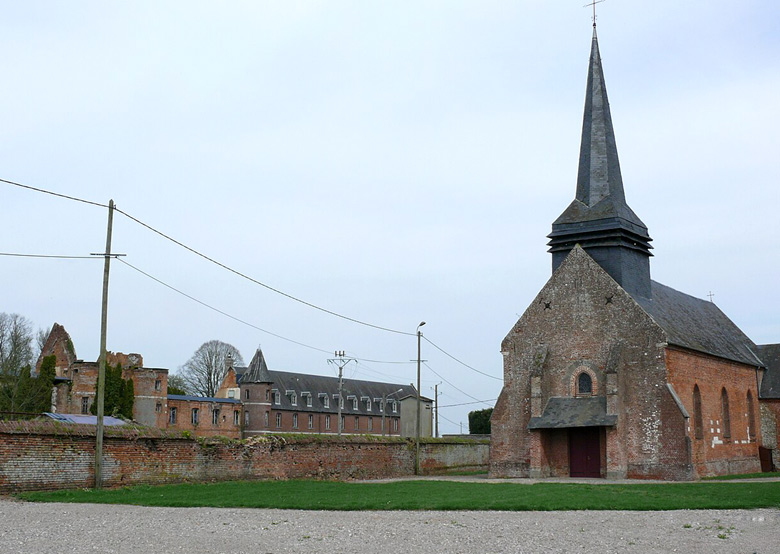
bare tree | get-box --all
[166,373,191,395]
[0,313,34,378]
[179,340,244,397]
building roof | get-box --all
[757,344,780,399]
[44,413,128,426]
[634,281,764,368]
[167,394,241,404]
[241,348,272,383]
[528,396,617,430]
[237,367,426,415]
[548,28,652,299]
[551,28,648,232]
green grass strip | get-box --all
[18,480,780,511]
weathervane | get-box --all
[584,0,606,27]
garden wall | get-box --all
[0,421,488,492]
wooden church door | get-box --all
[569,427,601,477]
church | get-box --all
[489,27,767,480]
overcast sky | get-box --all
[2,1,778,434]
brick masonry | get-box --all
[490,248,761,481]
[0,421,488,493]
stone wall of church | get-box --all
[491,248,692,479]
[666,347,762,477]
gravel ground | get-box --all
[1,500,778,554]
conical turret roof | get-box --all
[242,348,272,383]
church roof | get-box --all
[240,348,272,383]
[550,27,650,236]
[757,344,780,399]
[635,281,763,368]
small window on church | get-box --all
[693,385,703,439]
[721,388,731,440]
[577,372,592,395]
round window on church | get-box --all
[577,372,593,396]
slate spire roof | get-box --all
[241,348,272,383]
[548,27,653,299]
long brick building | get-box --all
[218,348,432,437]
[490,27,772,480]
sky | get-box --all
[1,1,778,435]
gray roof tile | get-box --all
[634,281,763,368]
[757,344,780,399]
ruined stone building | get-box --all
[490,28,772,480]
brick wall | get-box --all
[666,347,761,477]
[0,422,489,493]
[166,398,242,439]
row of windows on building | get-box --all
[251,411,398,432]
[240,388,399,413]
[691,385,757,441]
[163,406,399,433]
[168,407,240,426]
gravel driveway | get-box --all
[1,500,777,553]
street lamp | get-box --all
[381,388,404,436]
[415,321,426,475]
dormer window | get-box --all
[365,398,371,411]
[287,390,297,406]
[273,390,281,405]
[391,400,397,413]
[302,392,312,407]
[319,393,329,408]
[348,395,358,411]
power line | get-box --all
[0,252,97,260]
[423,335,502,381]
[422,361,491,406]
[2,176,415,337]
[115,206,415,337]
[117,259,415,366]
[439,399,497,408]
[1,177,107,208]
[117,258,332,356]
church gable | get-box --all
[503,245,664,372]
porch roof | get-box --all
[528,396,616,430]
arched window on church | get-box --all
[721,388,731,440]
[693,385,703,439]
[747,390,756,441]
[577,372,592,396]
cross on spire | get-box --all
[584,0,606,27]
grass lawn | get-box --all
[18,479,780,511]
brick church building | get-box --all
[489,27,768,480]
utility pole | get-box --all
[415,321,425,475]
[433,382,441,438]
[91,199,115,489]
[327,351,355,436]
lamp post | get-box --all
[381,388,403,436]
[415,321,426,475]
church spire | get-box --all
[548,29,653,300]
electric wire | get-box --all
[439,399,497,408]
[2,176,415,337]
[422,335,502,381]
[117,258,415,367]
[422,361,491,406]
[117,258,332,356]
[1,177,108,208]
[0,252,97,260]
[114,207,415,337]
